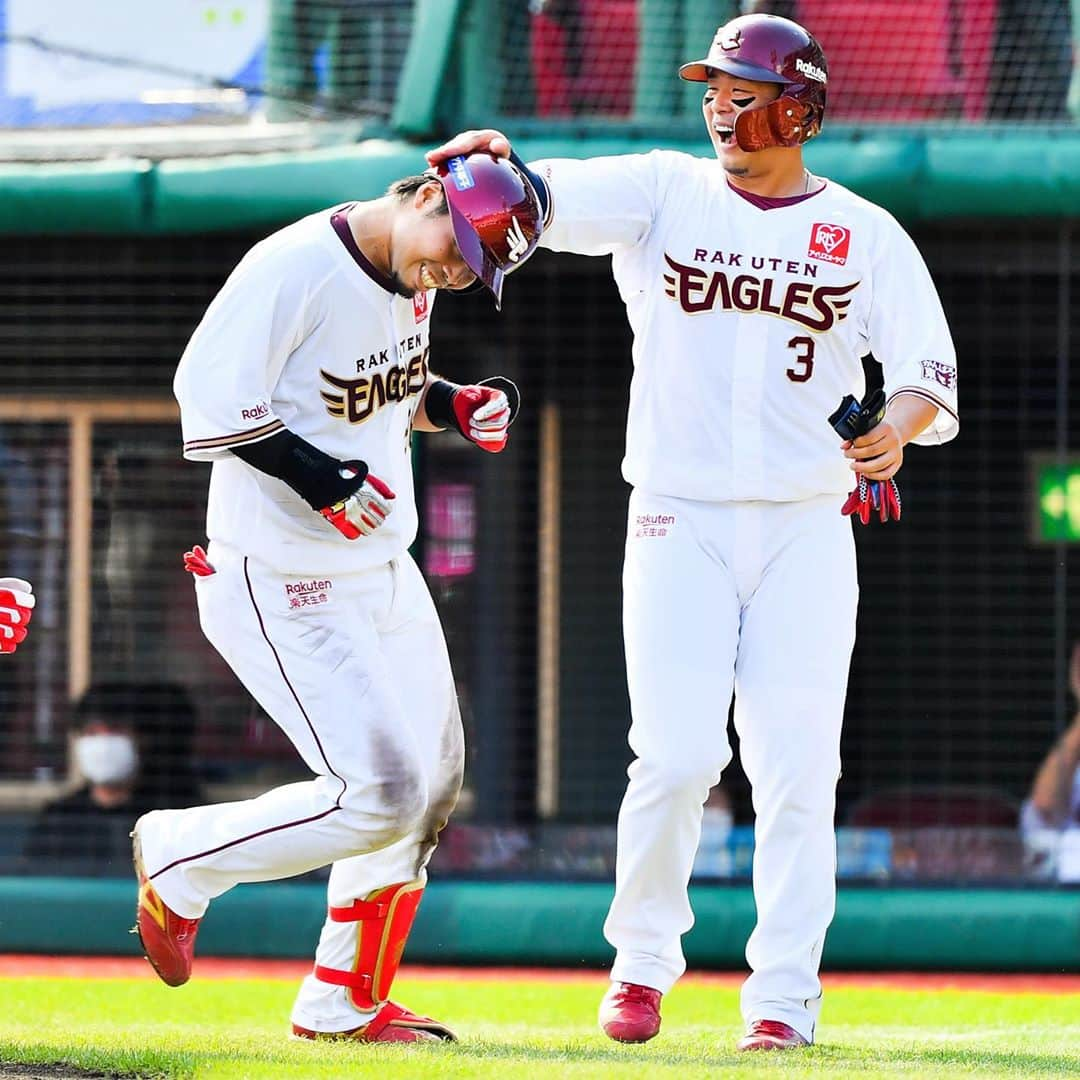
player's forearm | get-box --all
[885,393,939,445]
[413,375,450,432]
[229,429,367,509]
[1029,720,1080,824]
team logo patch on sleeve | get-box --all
[413,291,429,323]
[920,359,958,390]
[808,223,852,265]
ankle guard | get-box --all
[313,879,424,1011]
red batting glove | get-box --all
[452,385,513,453]
[320,473,396,540]
[183,545,216,577]
[841,477,902,525]
[0,577,34,654]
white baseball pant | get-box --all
[604,490,857,1042]
[136,540,463,1030]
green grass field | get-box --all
[0,973,1077,1079]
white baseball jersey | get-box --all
[533,150,958,502]
[174,207,437,574]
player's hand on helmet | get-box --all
[0,577,34,654]
[319,466,396,540]
[426,129,512,168]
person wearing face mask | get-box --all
[24,699,149,867]
[428,10,957,1053]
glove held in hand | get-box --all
[829,389,901,525]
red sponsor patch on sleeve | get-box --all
[413,291,429,323]
[808,223,851,265]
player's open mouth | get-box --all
[419,264,441,290]
[713,124,735,145]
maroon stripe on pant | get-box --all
[149,557,347,879]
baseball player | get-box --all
[428,13,957,1051]
[0,578,34,654]
[132,153,543,1043]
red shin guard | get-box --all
[314,879,424,1011]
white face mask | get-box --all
[74,733,139,786]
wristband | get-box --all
[423,379,461,430]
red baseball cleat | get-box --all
[598,981,663,1043]
[131,824,201,987]
[292,1001,457,1043]
[736,1020,810,1051]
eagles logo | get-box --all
[506,216,529,263]
[321,349,429,424]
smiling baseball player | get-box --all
[132,153,542,1042]
[429,12,958,1052]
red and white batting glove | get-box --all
[320,470,396,540]
[452,385,513,453]
[841,477,902,525]
[0,577,34,654]
[428,375,521,454]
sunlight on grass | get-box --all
[0,976,1076,1078]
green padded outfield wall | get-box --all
[0,129,1076,235]
[0,880,1076,971]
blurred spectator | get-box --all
[531,0,637,117]
[23,681,204,867]
[988,0,1073,120]
[1021,642,1080,834]
[692,784,733,878]
[266,0,409,120]
[1069,0,1080,121]
[126,681,206,811]
[742,1,796,17]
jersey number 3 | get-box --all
[786,336,815,383]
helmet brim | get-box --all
[446,199,504,310]
[678,57,790,84]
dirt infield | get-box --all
[0,955,1076,994]
[0,1069,114,1080]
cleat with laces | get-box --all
[736,1019,810,1051]
[598,981,662,1043]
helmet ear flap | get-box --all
[734,96,819,151]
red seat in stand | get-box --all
[797,0,996,121]
[531,0,638,117]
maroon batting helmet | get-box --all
[679,14,827,151]
[433,153,543,309]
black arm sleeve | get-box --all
[230,430,367,510]
[509,148,549,220]
[422,379,461,431]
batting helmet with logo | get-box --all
[679,14,827,151]
[433,153,543,309]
